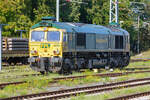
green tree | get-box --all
[87,0,104,24]
[33,0,55,23]
[68,2,81,22]
[0,0,32,37]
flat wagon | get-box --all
[2,38,29,65]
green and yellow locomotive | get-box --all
[28,17,130,74]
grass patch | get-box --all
[0,65,38,79]
[127,61,150,68]
[58,75,101,86]
[0,77,53,98]
[131,49,150,59]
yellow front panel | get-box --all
[29,42,62,57]
[29,27,65,58]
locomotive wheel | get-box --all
[110,62,115,69]
[8,62,12,66]
[59,64,72,75]
[124,57,130,67]
[74,64,80,72]
[40,71,45,75]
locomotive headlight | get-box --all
[31,50,38,55]
[53,49,60,55]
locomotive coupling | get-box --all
[28,57,36,63]
[28,57,41,63]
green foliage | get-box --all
[71,93,86,100]
[0,77,52,98]
[68,2,81,22]
[128,60,150,67]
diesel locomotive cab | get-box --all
[28,28,64,73]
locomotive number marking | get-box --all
[40,43,51,48]
[96,39,107,43]
[54,45,60,47]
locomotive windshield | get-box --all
[47,31,60,41]
[31,31,45,41]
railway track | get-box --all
[0,73,41,79]
[1,70,150,89]
[108,91,150,100]
[53,70,150,81]
[130,58,150,62]
[1,77,150,100]
[1,66,150,79]
[3,69,31,73]
[0,81,26,89]
[125,67,150,71]
[1,68,32,73]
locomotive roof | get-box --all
[31,20,129,35]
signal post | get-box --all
[0,24,7,71]
[0,25,2,71]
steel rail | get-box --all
[130,58,150,62]
[108,91,150,100]
[1,69,31,73]
[1,78,150,100]
[53,70,150,81]
[0,81,26,89]
[0,74,41,89]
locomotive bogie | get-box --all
[63,52,129,69]
[29,56,62,72]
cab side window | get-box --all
[76,33,86,47]
[63,33,67,42]
[115,36,123,49]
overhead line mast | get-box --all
[109,0,119,25]
[56,0,60,22]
